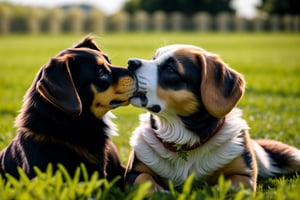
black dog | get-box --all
[0,36,136,186]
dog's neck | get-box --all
[179,110,220,139]
[149,111,225,151]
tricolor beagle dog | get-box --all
[125,44,300,192]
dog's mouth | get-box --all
[130,91,148,107]
[128,73,162,113]
[109,100,128,108]
[109,89,137,109]
[130,92,161,113]
[108,79,138,109]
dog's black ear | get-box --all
[36,54,82,116]
[73,35,102,51]
[73,36,111,64]
[196,52,245,118]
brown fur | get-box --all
[157,87,199,116]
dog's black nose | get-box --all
[128,59,142,71]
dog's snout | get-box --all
[128,59,142,71]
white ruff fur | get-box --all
[103,111,118,136]
[130,108,249,186]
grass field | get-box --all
[0,32,300,199]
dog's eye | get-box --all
[97,67,107,78]
[160,61,176,73]
[164,64,175,73]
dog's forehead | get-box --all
[69,47,105,56]
[155,44,208,59]
[62,48,109,62]
[57,48,111,71]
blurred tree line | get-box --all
[0,1,299,34]
[123,0,234,15]
[258,0,300,15]
[124,0,300,15]
[0,3,107,34]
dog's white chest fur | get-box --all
[130,108,249,186]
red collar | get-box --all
[153,117,225,152]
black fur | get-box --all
[179,111,219,140]
[0,37,131,188]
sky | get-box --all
[3,0,261,18]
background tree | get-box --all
[110,11,130,32]
[123,0,234,15]
[45,7,64,34]
[0,3,11,34]
[86,8,106,33]
[26,7,45,34]
[64,6,85,33]
[258,0,300,15]
[10,5,27,33]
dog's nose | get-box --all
[128,59,142,71]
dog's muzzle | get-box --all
[128,58,162,113]
[128,58,149,108]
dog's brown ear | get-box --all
[196,53,245,118]
[37,55,82,116]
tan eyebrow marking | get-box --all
[97,57,111,72]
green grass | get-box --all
[0,32,300,199]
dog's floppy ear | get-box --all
[37,54,82,116]
[196,53,245,118]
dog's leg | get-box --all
[135,173,164,192]
[211,154,257,191]
[105,139,125,188]
[126,151,165,192]
[226,174,256,191]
